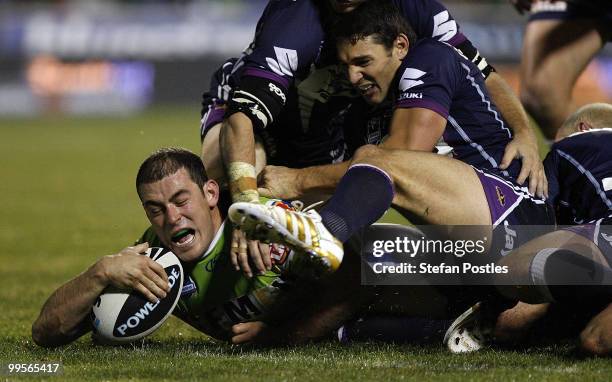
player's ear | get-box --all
[395,33,409,59]
[202,179,220,208]
[578,121,592,132]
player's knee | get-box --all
[351,144,382,165]
[580,330,610,356]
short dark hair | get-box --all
[136,147,208,196]
[333,0,416,50]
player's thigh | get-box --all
[358,148,491,226]
[520,19,605,94]
[394,153,490,226]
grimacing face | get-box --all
[328,0,368,13]
[338,35,408,105]
[138,168,221,263]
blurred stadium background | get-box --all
[0,0,610,117]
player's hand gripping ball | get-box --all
[91,247,183,344]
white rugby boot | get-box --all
[229,202,344,275]
[443,302,493,353]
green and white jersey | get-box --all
[138,220,283,341]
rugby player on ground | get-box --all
[248,0,552,242]
[512,0,611,140]
[200,0,545,277]
[32,148,394,347]
[447,103,612,355]
[226,0,556,345]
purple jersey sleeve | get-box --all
[241,0,325,91]
[392,0,466,46]
[392,0,494,76]
[394,40,458,119]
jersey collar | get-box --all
[200,219,227,260]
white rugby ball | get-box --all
[91,247,184,344]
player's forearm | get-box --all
[32,260,108,347]
[486,72,535,141]
[297,161,351,194]
[220,113,259,202]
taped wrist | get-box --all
[228,161,259,203]
[455,40,495,79]
[226,75,287,131]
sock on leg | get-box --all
[530,248,612,302]
[320,164,394,242]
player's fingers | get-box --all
[147,259,169,287]
[133,282,162,304]
[259,242,272,271]
[230,233,241,271]
[145,266,170,293]
[231,332,252,344]
[237,242,253,278]
[139,269,168,300]
[231,323,247,335]
[516,156,532,185]
[532,168,545,199]
[132,242,150,253]
[230,247,240,271]
[257,187,273,198]
[527,165,538,195]
[541,170,549,199]
[248,240,267,275]
[499,146,516,170]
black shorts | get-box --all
[563,213,612,266]
[529,0,612,36]
[473,167,556,259]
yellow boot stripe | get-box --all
[295,213,306,242]
[306,216,319,248]
[286,210,294,236]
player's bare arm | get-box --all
[32,242,169,347]
[257,161,350,200]
[220,113,271,276]
[381,107,446,151]
[220,112,258,203]
[486,72,547,198]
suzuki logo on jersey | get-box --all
[399,68,426,92]
[266,47,298,77]
[399,93,423,100]
[432,11,457,42]
[268,82,287,104]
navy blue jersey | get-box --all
[239,0,469,92]
[203,0,483,167]
[392,39,518,177]
[544,128,612,224]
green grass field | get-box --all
[0,106,609,381]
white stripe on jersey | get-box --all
[448,115,510,178]
[459,63,512,138]
[556,149,612,210]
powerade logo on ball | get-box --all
[113,265,181,337]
